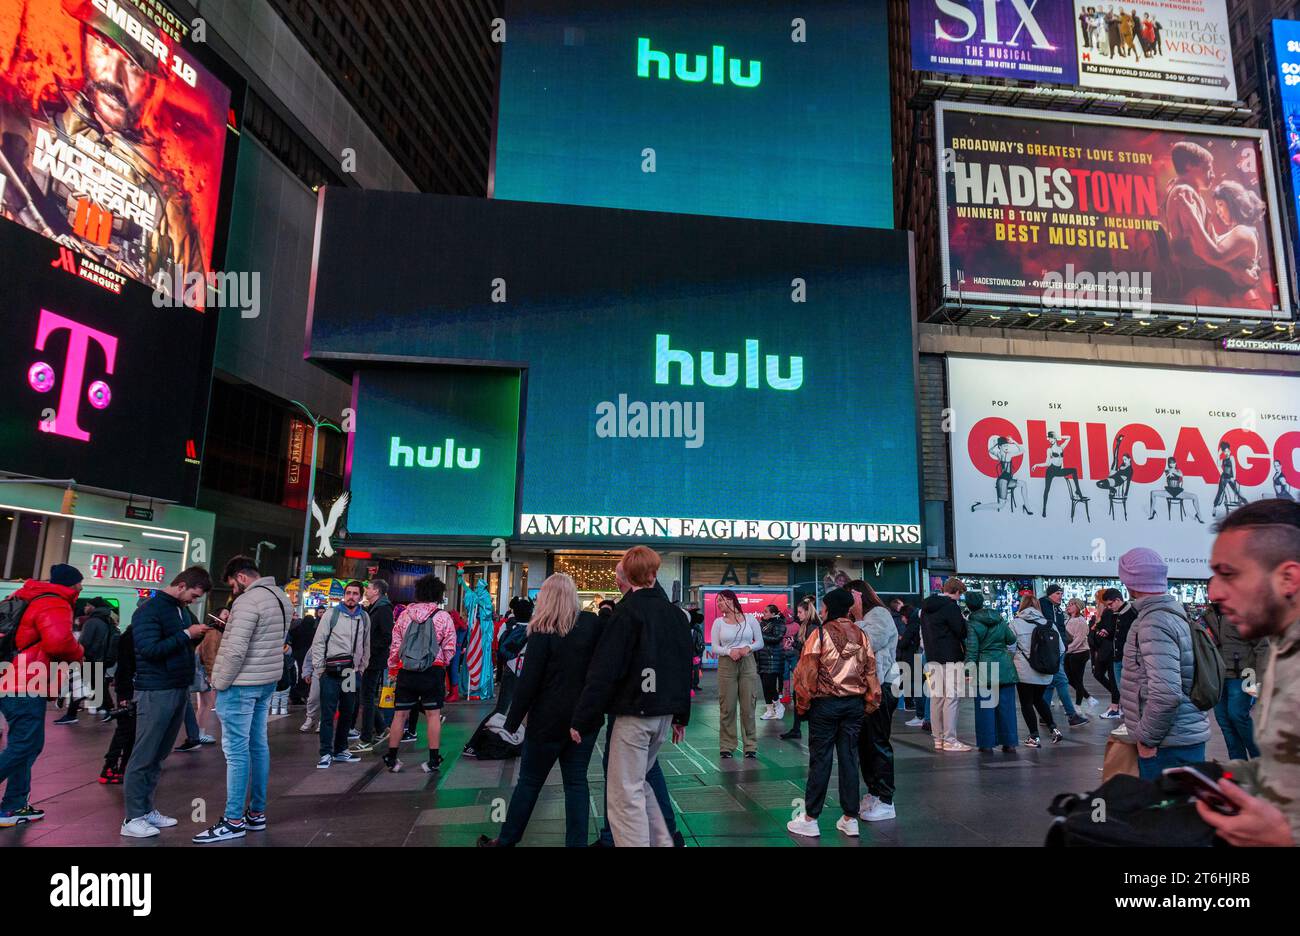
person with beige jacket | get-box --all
[193,556,294,844]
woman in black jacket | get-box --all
[478,575,603,848]
[756,605,787,721]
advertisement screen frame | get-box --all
[934,101,1293,321]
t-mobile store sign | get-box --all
[87,553,167,585]
[947,355,1300,577]
[67,519,188,590]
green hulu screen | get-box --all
[493,0,893,229]
[347,368,522,538]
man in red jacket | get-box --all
[0,564,86,827]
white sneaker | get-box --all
[760,703,776,721]
[121,817,160,838]
[299,720,316,732]
[774,701,786,719]
[905,717,925,728]
[1112,724,1129,736]
[347,729,361,740]
[1086,697,1099,708]
[835,815,860,837]
[862,801,897,822]
[943,740,974,752]
[786,814,820,837]
[860,793,880,816]
[316,755,331,769]
[143,810,177,828]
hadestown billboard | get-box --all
[947,356,1300,578]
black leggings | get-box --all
[1064,651,1091,704]
[1016,682,1056,737]
[760,672,781,704]
[1093,657,1119,704]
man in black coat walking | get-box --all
[570,546,692,847]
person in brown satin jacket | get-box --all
[787,588,880,840]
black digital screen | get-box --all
[0,218,217,502]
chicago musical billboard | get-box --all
[936,103,1291,320]
[0,0,233,303]
[947,355,1300,578]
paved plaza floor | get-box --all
[1,673,1231,847]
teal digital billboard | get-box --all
[309,190,921,551]
[346,367,522,539]
[491,0,894,229]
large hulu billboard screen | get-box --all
[491,0,894,229]
[309,190,922,550]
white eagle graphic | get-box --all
[311,492,350,558]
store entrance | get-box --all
[553,554,622,611]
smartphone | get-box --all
[1162,766,1239,816]
[206,614,226,632]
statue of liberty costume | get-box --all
[458,569,496,700]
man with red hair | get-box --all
[569,546,693,846]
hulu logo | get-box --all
[389,436,481,470]
[654,334,801,390]
[636,37,761,87]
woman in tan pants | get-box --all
[711,590,763,759]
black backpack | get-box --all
[1026,616,1062,675]
[0,593,59,664]
[104,624,121,670]
[1046,773,1221,847]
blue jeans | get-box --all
[1113,660,1124,700]
[1213,678,1259,760]
[183,698,200,742]
[1138,742,1207,781]
[1042,658,1078,717]
[598,715,677,845]
[216,683,275,821]
[0,695,47,812]
[499,731,598,847]
[974,683,1019,749]
[451,629,468,693]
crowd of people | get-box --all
[0,498,1296,846]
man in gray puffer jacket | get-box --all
[1117,547,1210,780]
[193,556,294,844]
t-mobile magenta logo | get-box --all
[29,309,118,442]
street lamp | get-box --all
[290,401,340,621]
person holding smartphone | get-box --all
[119,568,213,838]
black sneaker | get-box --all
[0,804,45,827]
[719,751,733,759]
[779,729,802,740]
[743,751,757,759]
[400,731,417,744]
[174,739,202,753]
[192,819,246,844]
[477,835,502,847]
[243,812,267,831]
[421,755,443,774]
[1067,714,1090,727]
[672,830,686,848]
[53,714,78,726]
[1051,728,1064,744]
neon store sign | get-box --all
[88,553,166,584]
